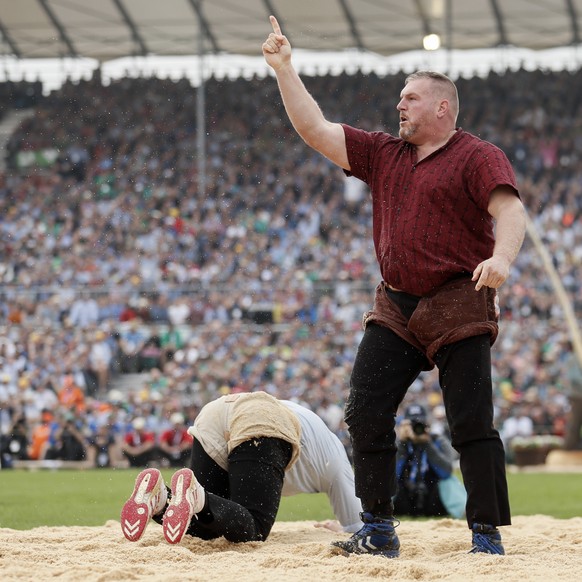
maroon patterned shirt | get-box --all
[342,125,519,296]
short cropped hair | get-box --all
[405,70,459,121]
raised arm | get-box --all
[262,16,349,170]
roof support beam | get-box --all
[565,0,580,44]
[337,0,365,50]
[112,0,149,56]
[262,0,291,44]
[187,0,220,53]
[489,0,509,46]
[38,0,77,57]
[0,18,21,58]
[413,0,432,36]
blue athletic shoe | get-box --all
[469,523,505,555]
[331,512,400,558]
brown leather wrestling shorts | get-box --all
[362,277,499,367]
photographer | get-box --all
[45,414,87,462]
[1,416,30,468]
[394,404,460,518]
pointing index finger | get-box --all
[270,15,282,36]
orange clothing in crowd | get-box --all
[58,375,86,412]
[28,422,51,460]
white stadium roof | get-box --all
[2,1,582,92]
[1,0,581,60]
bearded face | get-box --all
[398,117,419,142]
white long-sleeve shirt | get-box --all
[280,400,363,532]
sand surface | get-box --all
[1,515,581,581]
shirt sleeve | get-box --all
[282,401,363,533]
[464,140,519,210]
[325,451,364,533]
[341,123,379,183]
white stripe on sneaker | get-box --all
[120,468,165,542]
[162,468,204,545]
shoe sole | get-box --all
[330,547,400,558]
[470,544,505,555]
[163,468,198,544]
[330,542,400,559]
[121,468,163,542]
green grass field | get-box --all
[0,468,580,530]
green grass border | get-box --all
[0,468,580,530]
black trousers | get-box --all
[346,322,511,528]
[183,437,292,542]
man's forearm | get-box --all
[489,191,526,264]
[493,205,526,264]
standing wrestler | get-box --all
[262,16,526,557]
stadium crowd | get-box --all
[1,65,581,468]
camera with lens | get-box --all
[411,420,427,436]
[404,404,429,439]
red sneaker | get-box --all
[163,468,205,544]
[121,468,167,542]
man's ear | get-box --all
[437,99,449,118]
